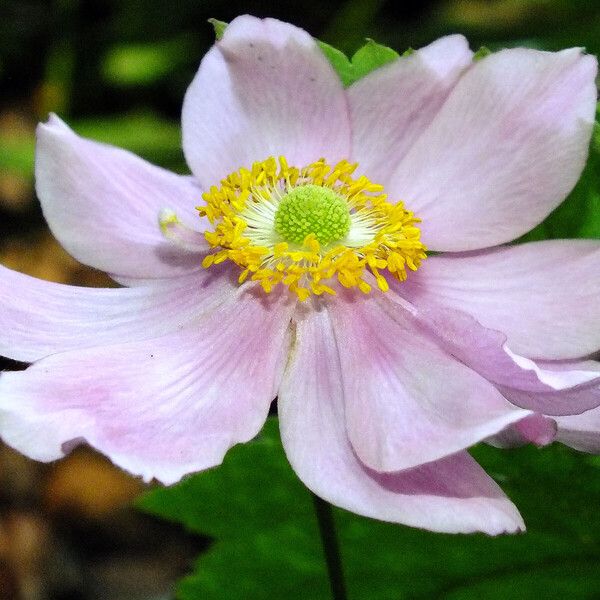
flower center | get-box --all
[274,184,351,245]
[198,156,426,301]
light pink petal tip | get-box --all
[0,289,293,485]
[0,264,236,363]
[388,47,597,251]
[402,240,600,360]
[349,34,472,185]
[35,115,208,279]
[278,307,524,534]
[328,292,529,473]
[182,15,350,186]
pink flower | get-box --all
[1,15,599,535]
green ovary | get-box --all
[274,184,351,245]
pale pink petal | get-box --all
[505,350,600,389]
[182,15,350,186]
[515,415,557,445]
[388,48,597,251]
[401,240,600,359]
[0,264,236,362]
[158,208,209,252]
[498,349,600,415]
[556,407,600,452]
[36,115,208,279]
[278,305,524,534]
[0,287,294,485]
[384,292,600,416]
[328,291,529,472]
[348,35,472,184]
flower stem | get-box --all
[312,492,348,600]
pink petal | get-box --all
[498,349,600,415]
[515,415,557,445]
[348,35,472,185]
[506,351,600,388]
[487,414,558,449]
[278,305,524,534]
[0,264,236,363]
[182,15,350,186]
[328,292,529,473]
[387,48,597,251]
[385,292,600,416]
[401,240,600,359]
[36,115,208,279]
[0,287,294,485]
[556,407,600,453]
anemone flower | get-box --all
[1,15,600,536]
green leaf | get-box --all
[208,18,228,41]
[139,417,600,600]
[349,39,399,83]
[317,41,355,86]
[139,419,328,599]
[318,38,399,87]
[473,46,492,60]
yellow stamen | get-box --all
[198,156,427,301]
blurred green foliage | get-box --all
[0,111,185,178]
[102,37,197,87]
[140,418,600,600]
